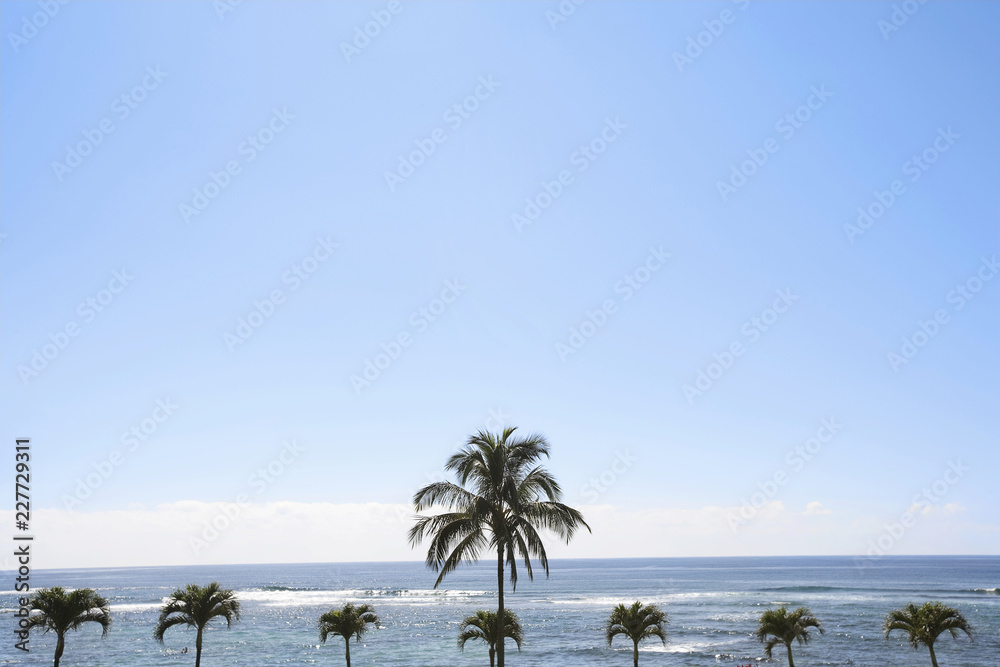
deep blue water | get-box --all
[3,556,997,665]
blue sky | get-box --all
[1,1,997,568]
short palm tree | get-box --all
[884,601,974,667]
[24,587,111,667]
[458,609,524,667]
[318,603,380,667]
[605,601,668,667]
[755,606,824,667]
[408,426,589,667]
[153,582,240,667]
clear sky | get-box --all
[1,1,997,569]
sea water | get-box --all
[2,556,997,665]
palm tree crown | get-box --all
[605,601,668,667]
[25,587,111,667]
[153,582,240,667]
[884,601,974,667]
[408,427,589,589]
[458,609,524,667]
[755,606,823,667]
[318,603,380,667]
[408,426,589,667]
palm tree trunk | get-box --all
[345,637,352,667]
[497,544,505,667]
[928,642,938,667]
[195,627,203,667]
[633,638,640,667]
[53,634,65,667]
[489,646,496,667]
[785,641,795,667]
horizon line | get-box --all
[18,553,1000,574]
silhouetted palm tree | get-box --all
[605,601,668,667]
[408,426,590,667]
[884,601,974,667]
[458,609,524,667]
[153,582,240,667]
[755,606,823,667]
[318,603,380,667]
[25,587,111,667]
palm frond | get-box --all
[27,587,111,639]
[318,603,380,644]
[457,609,524,651]
[604,601,669,648]
[153,583,239,642]
[434,529,489,588]
[521,501,591,542]
[756,606,822,659]
[883,601,974,649]
[412,481,478,512]
[153,614,191,643]
[409,425,588,625]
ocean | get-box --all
[3,556,998,665]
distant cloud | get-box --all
[2,500,994,571]
[804,501,832,515]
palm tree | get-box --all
[153,582,240,667]
[318,603,380,667]
[884,601,974,667]
[755,606,824,667]
[458,609,524,667]
[408,426,590,667]
[24,587,111,667]
[605,601,668,667]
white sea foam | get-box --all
[708,612,757,623]
[237,588,493,607]
[111,602,163,612]
[661,641,729,653]
[550,591,736,606]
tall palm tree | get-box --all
[605,601,668,667]
[884,601,974,667]
[153,582,240,667]
[755,606,823,667]
[408,426,590,667]
[24,587,111,667]
[318,603,380,667]
[458,609,524,667]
